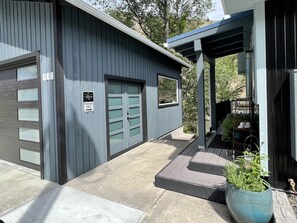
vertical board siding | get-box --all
[266,0,297,187]
[0,1,57,182]
[62,7,182,180]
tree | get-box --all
[182,66,198,133]
[183,55,246,133]
[99,0,213,45]
[215,55,246,102]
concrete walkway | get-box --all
[0,138,234,223]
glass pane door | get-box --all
[108,81,143,157]
[108,82,126,156]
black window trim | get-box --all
[157,73,179,108]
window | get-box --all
[17,88,38,102]
[158,75,178,107]
[20,148,40,165]
[17,65,37,81]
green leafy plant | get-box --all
[221,114,234,142]
[224,149,269,192]
[221,114,250,142]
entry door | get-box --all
[0,64,41,170]
[108,81,143,156]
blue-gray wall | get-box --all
[0,0,183,182]
[61,7,183,180]
[0,1,58,182]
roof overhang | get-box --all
[166,10,253,63]
[64,0,191,68]
[221,0,265,15]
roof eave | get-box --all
[220,0,266,15]
[166,10,253,49]
[64,0,191,68]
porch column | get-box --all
[209,59,216,131]
[195,40,206,149]
[246,51,252,98]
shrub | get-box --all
[221,114,250,142]
[224,149,269,192]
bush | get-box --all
[221,114,250,142]
[224,149,269,192]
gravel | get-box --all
[287,193,297,218]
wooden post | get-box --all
[195,40,206,149]
[209,59,217,131]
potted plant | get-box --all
[224,149,273,223]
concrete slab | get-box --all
[0,136,236,223]
[142,190,235,223]
[0,160,58,217]
[1,186,144,223]
[66,140,190,211]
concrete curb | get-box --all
[273,190,297,223]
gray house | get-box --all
[160,0,297,193]
[0,0,189,183]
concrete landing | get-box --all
[1,186,144,223]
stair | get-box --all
[188,148,233,176]
[155,138,233,204]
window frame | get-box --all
[157,74,179,108]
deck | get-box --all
[155,136,233,204]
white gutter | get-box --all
[65,0,191,68]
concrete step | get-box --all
[188,148,233,176]
[154,139,226,204]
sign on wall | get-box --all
[83,91,94,112]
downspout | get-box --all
[53,0,67,184]
[254,1,268,173]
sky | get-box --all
[206,0,225,21]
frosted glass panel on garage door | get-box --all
[18,88,38,101]
[18,108,39,121]
[17,65,37,81]
[19,128,40,143]
[20,148,40,165]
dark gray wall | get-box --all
[61,6,183,180]
[0,0,58,182]
[266,0,297,188]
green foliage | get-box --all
[221,114,250,142]
[215,55,246,102]
[96,0,213,45]
[221,114,234,142]
[183,55,246,134]
[107,10,134,28]
[224,149,269,192]
[182,67,198,133]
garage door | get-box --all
[0,64,41,170]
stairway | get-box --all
[155,138,233,204]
